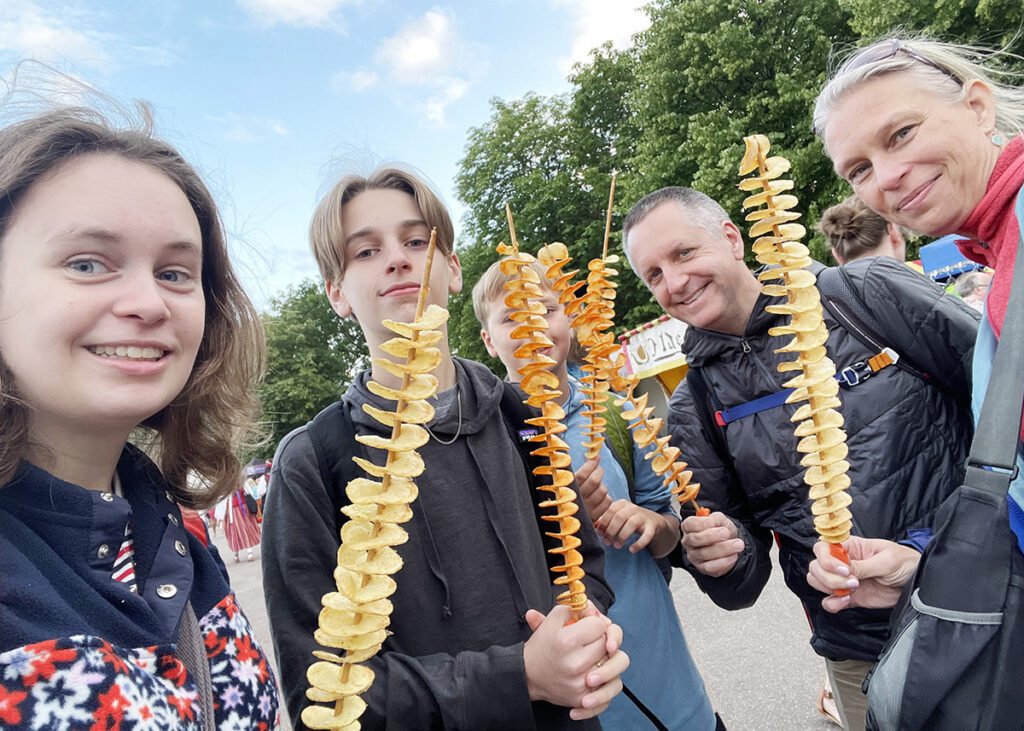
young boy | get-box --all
[261,167,627,730]
[475,258,718,730]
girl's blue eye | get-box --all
[158,269,191,283]
[68,259,109,274]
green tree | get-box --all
[843,0,1024,52]
[626,0,858,262]
[260,279,368,448]
[452,43,657,368]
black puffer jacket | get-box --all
[668,257,979,662]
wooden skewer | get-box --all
[505,202,520,255]
[602,172,617,259]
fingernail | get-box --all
[570,710,582,721]
[845,578,859,589]
[835,564,850,577]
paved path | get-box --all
[218,526,837,731]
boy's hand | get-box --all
[523,604,629,720]
[595,500,680,557]
[807,538,919,613]
[575,458,612,524]
[680,512,745,576]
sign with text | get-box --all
[620,315,688,380]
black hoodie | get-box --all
[263,357,611,729]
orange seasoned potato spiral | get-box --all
[537,242,705,514]
[302,235,447,730]
[738,134,853,545]
[498,231,588,617]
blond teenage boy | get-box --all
[261,167,628,731]
[474,259,718,730]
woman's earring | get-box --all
[991,132,1006,146]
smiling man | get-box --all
[622,186,979,729]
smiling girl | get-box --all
[0,102,278,728]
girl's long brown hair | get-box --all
[0,105,265,508]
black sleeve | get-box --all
[667,382,773,610]
[262,428,542,731]
[851,257,979,396]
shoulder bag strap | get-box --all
[964,189,1024,496]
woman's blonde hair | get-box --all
[0,106,265,508]
[309,165,455,285]
[814,34,1024,143]
[818,194,900,262]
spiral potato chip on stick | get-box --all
[302,230,449,730]
[570,174,627,459]
[499,204,588,618]
[738,134,854,576]
[613,374,709,515]
[532,197,708,511]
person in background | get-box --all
[225,479,261,562]
[819,193,907,265]
[0,92,277,727]
[956,269,994,311]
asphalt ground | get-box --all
[214,526,838,731]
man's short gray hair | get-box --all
[622,186,732,261]
[955,270,991,298]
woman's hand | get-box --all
[807,537,920,613]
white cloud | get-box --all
[375,8,455,83]
[0,0,112,69]
[554,0,651,74]
[236,0,351,29]
[209,113,290,143]
[423,76,468,125]
[0,1,182,72]
[346,67,379,92]
[332,7,482,126]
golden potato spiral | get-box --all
[738,134,853,547]
[302,233,448,730]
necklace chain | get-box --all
[423,386,463,445]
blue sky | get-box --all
[0,0,649,310]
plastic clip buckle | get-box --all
[838,361,872,388]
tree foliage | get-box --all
[260,280,368,449]
[450,0,1024,360]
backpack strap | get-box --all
[306,400,358,533]
[816,265,930,382]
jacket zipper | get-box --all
[740,337,781,385]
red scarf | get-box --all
[956,136,1024,339]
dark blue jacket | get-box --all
[669,257,978,662]
[0,446,280,729]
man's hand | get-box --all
[807,538,920,613]
[523,604,630,720]
[596,500,681,558]
[575,458,612,524]
[680,511,745,577]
